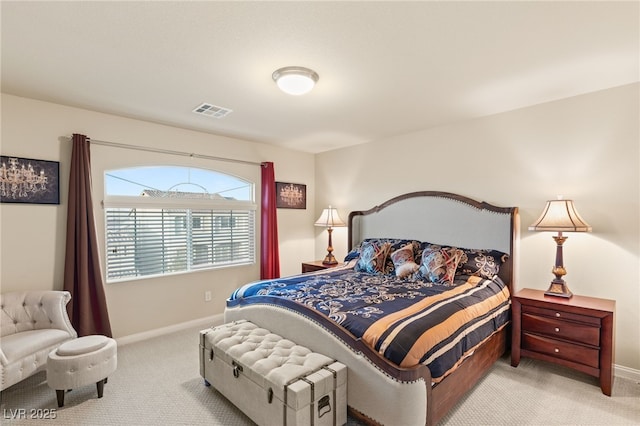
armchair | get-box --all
[1,291,77,392]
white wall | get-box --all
[315,84,640,371]
[0,94,316,337]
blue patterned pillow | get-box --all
[344,248,361,262]
[355,241,391,274]
[457,248,508,279]
[419,244,464,285]
[346,238,420,269]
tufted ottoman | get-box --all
[46,335,117,407]
[200,320,347,426]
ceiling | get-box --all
[2,1,638,154]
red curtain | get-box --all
[260,162,280,279]
[63,134,112,337]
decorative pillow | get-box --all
[389,243,419,278]
[355,241,391,274]
[345,238,390,262]
[419,245,464,285]
[348,238,420,274]
[457,248,508,279]
[383,239,421,274]
[344,248,361,262]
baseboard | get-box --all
[115,313,224,347]
[615,364,640,382]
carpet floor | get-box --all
[1,324,638,425]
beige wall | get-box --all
[0,94,316,337]
[2,84,638,372]
[315,84,640,371]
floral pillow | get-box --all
[355,241,391,274]
[347,238,420,274]
[383,239,421,274]
[389,243,420,278]
[344,238,393,261]
[458,248,508,279]
[419,244,464,285]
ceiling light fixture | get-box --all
[272,66,319,96]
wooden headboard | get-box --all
[347,191,519,291]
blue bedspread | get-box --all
[229,264,510,382]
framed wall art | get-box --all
[0,155,60,204]
[275,181,306,209]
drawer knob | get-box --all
[554,348,560,353]
[555,312,561,317]
[555,327,560,332]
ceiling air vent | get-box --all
[192,103,233,118]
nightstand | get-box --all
[511,288,615,395]
[301,260,341,273]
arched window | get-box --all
[104,166,255,282]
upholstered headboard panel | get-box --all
[347,191,518,289]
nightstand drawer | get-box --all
[522,332,599,369]
[522,305,600,326]
[522,313,600,346]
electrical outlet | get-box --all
[204,291,212,302]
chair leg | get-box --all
[96,378,106,398]
[56,390,65,407]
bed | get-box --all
[225,191,519,425]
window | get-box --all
[104,166,255,282]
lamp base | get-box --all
[322,253,338,265]
[544,280,573,298]
[322,227,338,265]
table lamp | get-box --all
[529,197,592,298]
[315,205,346,265]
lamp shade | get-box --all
[314,206,345,228]
[272,66,319,96]
[529,199,592,232]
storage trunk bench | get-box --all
[199,320,347,426]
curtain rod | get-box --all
[68,136,264,167]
